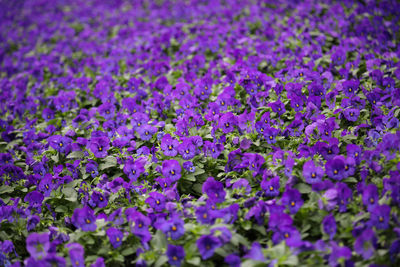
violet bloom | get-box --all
[47,135,72,154]
[263,127,279,144]
[196,235,221,260]
[67,243,85,267]
[195,205,216,225]
[281,188,303,214]
[244,242,265,262]
[362,184,379,211]
[225,254,241,267]
[346,144,362,165]
[123,158,146,182]
[203,141,224,159]
[328,242,352,266]
[86,161,98,178]
[261,176,280,197]
[161,215,185,240]
[202,177,226,203]
[322,214,336,240]
[27,215,40,231]
[336,182,352,212]
[106,227,123,248]
[342,80,359,97]
[303,160,324,184]
[128,211,151,243]
[145,192,166,212]
[137,124,157,141]
[354,229,377,259]
[88,191,108,208]
[26,232,50,259]
[343,108,360,122]
[272,225,302,247]
[325,156,346,180]
[178,138,197,160]
[219,112,237,133]
[369,204,390,230]
[88,137,110,158]
[166,244,185,267]
[160,134,179,156]
[162,160,182,182]
[71,206,97,232]
[183,161,195,173]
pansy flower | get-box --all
[88,191,108,208]
[128,211,151,243]
[106,227,123,248]
[123,158,146,182]
[342,80,359,97]
[67,243,85,267]
[86,161,99,178]
[26,232,50,259]
[145,192,166,212]
[354,229,377,260]
[160,215,185,240]
[162,160,182,182]
[281,188,303,214]
[362,184,379,211]
[166,244,185,267]
[303,160,324,184]
[343,108,360,122]
[202,177,226,203]
[218,112,237,133]
[88,137,110,158]
[182,161,195,173]
[369,204,390,230]
[178,138,197,160]
[71,206,97,232]
[203,141,224,158]
[196,235,221,260]
[261,176,280,197]
[325,156,346,180]
[161,134,179,157]
[48,135,72,154]
[322,214,336,240]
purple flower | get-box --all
[225,254,241,267]
[342,80,359,97]
[88,191,108,208]
[166,244,185,267]
[303,160,324,184]
[196,235,221,260]
[336,182,352,212]
[71,206,97,232]
[162,160,182,182]
[263,127,279,144]
[161,134,179,156]
[128,211,151,243]
[67,243,84,267]
[106,227,123,248]
[369,204,390,230]
[202,177,226,203]
[219,112,237,133]
[362,184,379,211]
[261,176,280,197]
[161,215,185,240]
[346,144,362,165]
[47,135,72,154]
[88,137,110,158]
[86,161,98,178]
[145,192,166,212]
[27,215,40,231]
[211,227,231,244]
[322,214,336,240]
[183,161,195,173]
[328,242,352,266]
[26,232,50,259]
[325,156,346,180]
[123,158,146,182]
[354,229,377,259]
[281,188,303,214]
[203,141,224,158]
[137,124,157,141]
[343,108,360,122]
[244,242,265,261]
[178,138,197,160]
[272,225,302,247]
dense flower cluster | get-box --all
[1,0,400,266]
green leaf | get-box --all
[99,156,117,170]
[154,256,168,267]
[150,230,167,250]
[187,257,201,265]
[295,183,311,194]
[67,150,85,159]
[62,187,77,202]
[0,186,14,194]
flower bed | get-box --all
[1,0,400,266]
